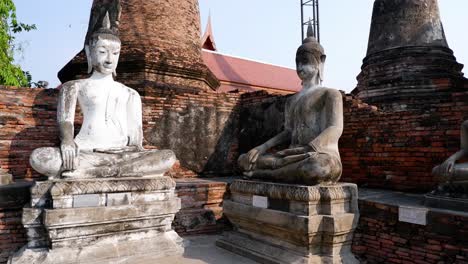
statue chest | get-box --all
[285,90,328,145]
[287,91,325,125]
[78,86,128,114]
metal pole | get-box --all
[312,0,316,38]
[300,0,304,40]
[316,0,320,42]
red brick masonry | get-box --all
[353,189,468,264]
[0,86,242,180]
[0,209,26,264]
[340,87,468,191]
[4,83,468,192]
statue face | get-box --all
[296,52,320,81]
[90,38,121,75]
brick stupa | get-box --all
[352,0,466,107]
[58,0,219,94]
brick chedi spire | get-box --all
[58,0,219,93]
[352,0,466,106]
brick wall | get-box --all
[0,87,59,180]
[341,82,468,191]
[0,183,30,264]
[0,209,26,264]
[237,81,468,192]
[353,199,468,264]
[174,178,231,235]
[5,82,468,191]
[0,85,242,180]
[143,85,242,176]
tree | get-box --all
[0,0,35,87]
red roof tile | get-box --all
[202,50,301,93]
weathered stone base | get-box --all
[9,176,184,264]
[218,231,357,264]
[218,180,360,264]
[10,230,183,264]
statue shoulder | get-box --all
[119,83,141,100]
[60,80,82,92]
[321,87,343,101]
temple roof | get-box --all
[202,49,301,94]
[201,14,217,51]
[200,13,300,94]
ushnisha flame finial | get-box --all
[306,20,314,39]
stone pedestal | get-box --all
[9,176,184,264]
[217,180,360,264]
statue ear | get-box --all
[320,54,326,63]
[85,45,93,74]
[319,55,326,84]
[319,62,325,84]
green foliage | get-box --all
[0,0,36,87]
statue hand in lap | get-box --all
[242,145,267,171]
[238,25,343,185]
[30,16,175,179]
[434,157,455,182]
[276,146,313,157]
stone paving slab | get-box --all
[119,234,257,264]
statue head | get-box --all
[296,23,326,84]
[85,12,121,76]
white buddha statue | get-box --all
[30,15,175,179]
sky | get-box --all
[12,0,468,92]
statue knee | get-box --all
[462,120,468,130]
[300,163,329,185]
[237,154,250,171]
[147,149,176,171]
[161,149,176,168]
[30,147,62,177]
[300,157,341,184]
[432,165,441,176]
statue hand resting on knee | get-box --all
[238,25,343,186]
[30,14,175,179]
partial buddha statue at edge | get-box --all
[432,120,468,196]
